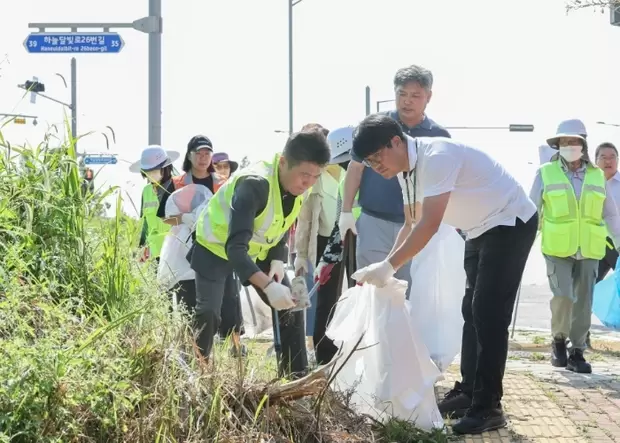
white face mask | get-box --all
[145,170,163,183]
[559,146,582,162]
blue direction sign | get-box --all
[24,32,125,54]
[84,155,118,165]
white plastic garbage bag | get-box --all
[157,184,212,289]
[240,284,273,337]
[408,223,465,372]
[325,278,444,431]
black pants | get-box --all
[175,277,243,337]
[597,237,618,283]
[459,213,537,409]
[314,232,357,365]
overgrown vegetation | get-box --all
[0,129,453,442]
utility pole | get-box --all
[25,0,163,145]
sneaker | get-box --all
[551,338,568,367]
[567,348,592,373]
[452,406,507,435]
[438,381,472,419]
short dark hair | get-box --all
[596,142,618,159]
[283,129,331,168]
[301,123,329,137]
[352,113,405,160]
[393,65,433,91]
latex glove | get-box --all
[264,281,296,310]
[294,255,308,276]
[338,212,358,236]
[352,260,395,288]
[181,212,196,227]
[314,261,335,285]
[268,259,286,283]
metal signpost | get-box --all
[24,0,163,145]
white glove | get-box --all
[268,259,285,282]
[313,261,326,281]
[338,211,358,236]
[294,256,308,276]
[264,281,296,310]
[181,213,196,227]
[352,260,395,288]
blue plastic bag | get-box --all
[592,257,620,330]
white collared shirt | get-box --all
[397,135,536,239]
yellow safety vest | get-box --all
[338,178,361,220]
[141,184,170,258]
[196,153,310,262]
[540,161,607,259]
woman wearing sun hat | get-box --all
[211,152,239,192]
[130,145,180,262]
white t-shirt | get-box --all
[397,136,536,239]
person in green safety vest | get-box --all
[310,125,361,365]
[188,129,331,375]
[529,119,620,374]
[130,145,180,262]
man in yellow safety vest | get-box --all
[529,119,620,374]
[189,129,331,375]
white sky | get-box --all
[2,0,620,222]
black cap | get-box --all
[187,135,213,152]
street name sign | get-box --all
[24,32,125,54]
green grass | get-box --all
[0,128,451,442]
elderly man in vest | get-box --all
[529,119,620,373]
[189,129,331,376]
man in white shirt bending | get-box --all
[350,113,538,435]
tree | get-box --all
[566,0,619,12]
[240,156,250,169]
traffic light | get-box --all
[24,80,45,93]
[14,117,26,125]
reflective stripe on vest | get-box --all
[195,153,309,262]
[540,161,607,260]
[338,178,361,220]
[142,184,170,257]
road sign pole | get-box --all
[149,0,162,145]
[71,57,77,150]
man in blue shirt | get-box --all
[339,65,450,294]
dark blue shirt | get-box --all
[351,111,451,223]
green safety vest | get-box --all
[141,184,171,258]
[540,161,607,260]
[196,153,310,262]
[338,178,361,220]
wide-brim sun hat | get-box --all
[129,145,180,173]
[212,152,239,174]
[546,119,588,150]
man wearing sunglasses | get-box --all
[351,113,537,436]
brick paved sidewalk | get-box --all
[436,335,620,442]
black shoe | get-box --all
[228,343,248,358]
[438,382,472,419]
[552,338,568,367]
[451,406,507,435]
[567,348,592,373]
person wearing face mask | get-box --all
[131,145,180,263]
[189,129,331,375]
[529,119,620,374]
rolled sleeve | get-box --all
[603,182,620,247]
[225,176,269,282]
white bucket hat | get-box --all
[129,145,180,173]
[546,119,587,149]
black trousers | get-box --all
[459,214,537,409]
[175,277,243,337]
[596,237,618,283]
[313,232,357,365]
